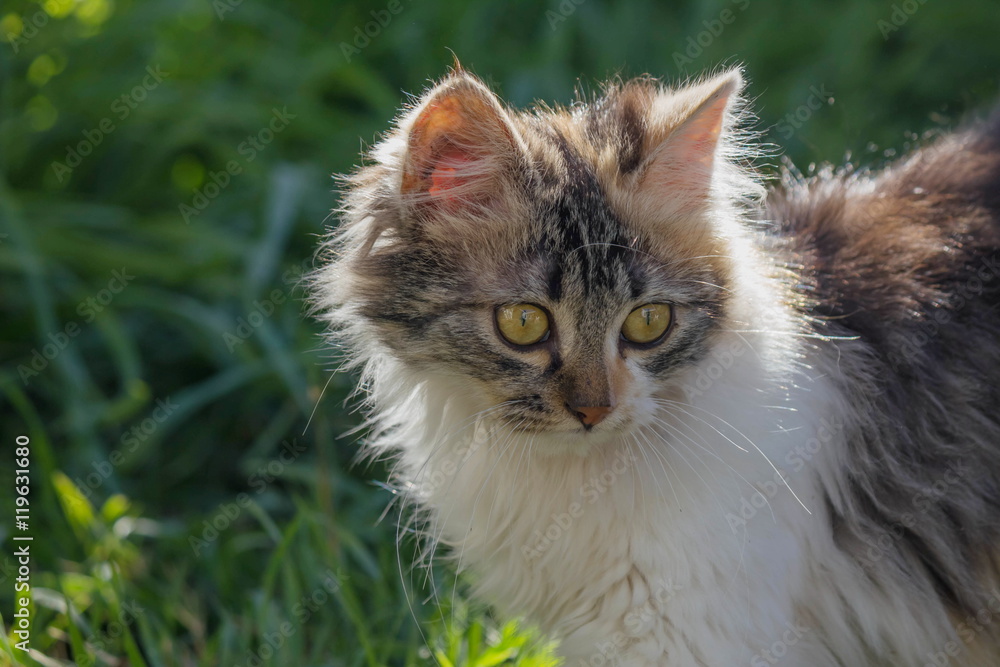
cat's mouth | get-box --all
[504,413,628,443]
[512,423,605,435]
[492,396,634,446]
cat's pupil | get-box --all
[519,310,529,327]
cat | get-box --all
[312,65,1000,665]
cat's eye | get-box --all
[496,304,550,346]
[621,304,672,345]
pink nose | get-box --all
[568,405,613,428]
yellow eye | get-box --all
[621,304,672,344]
[496,304,550,346]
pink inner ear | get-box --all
[428,148,473,200]
[640,93,729,196]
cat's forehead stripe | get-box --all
[535,127,634,299]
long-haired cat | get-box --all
[313,65,1000,665]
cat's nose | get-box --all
[566,404,613,429]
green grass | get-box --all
[1,0,999,664]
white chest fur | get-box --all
[379,326,876,665]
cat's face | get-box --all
[328,69,757,452]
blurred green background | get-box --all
[1,0,998,664]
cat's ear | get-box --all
[632,70,743,210]
[400,72,521,212]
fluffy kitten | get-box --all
[313,66,1000,665]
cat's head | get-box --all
[316,67,768,453]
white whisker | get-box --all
[656,398,810,515]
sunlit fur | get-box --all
[313,67,1000,665]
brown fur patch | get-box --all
[770,111,1000,635]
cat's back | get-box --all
[765,111,1000,629]
[768,111,1000,364]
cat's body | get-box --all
[314,67,1000,665]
